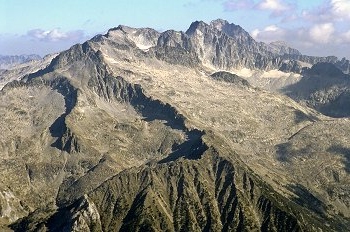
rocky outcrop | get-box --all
[48,195,102,232]
[210,71,251,88]
[155,30,200,67]
[278,60,303,73]
[284,62,350,117]
[268,41,301,56]
[185,20,278,70]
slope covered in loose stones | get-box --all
[1,19,350,231]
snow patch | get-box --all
[261,69,300,79]
[135,43,152,50]
[232,68,301,79]
[233,68,253,78]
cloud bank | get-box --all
[222,0,350,58]
[26,28,85,42]
[0,28,89,56]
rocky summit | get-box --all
[0,19,350,232]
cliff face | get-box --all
[1,19,350,231]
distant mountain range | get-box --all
[1,19,350,231]
[0,54,57,89]
[0,54,41,69]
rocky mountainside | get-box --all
[283,62,350,117]
[267,41,301,56]
[1,19,350,231]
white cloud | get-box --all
[341,30,350,43]
[27,28,85,42]
[256,0,297,19]
[223,0,295,19]
[257,0,289,12]
[251,24,286,41]
[223,0,255,10]
[309,23,335,44]
[252,22,348,50]
[331,0,350,20]
[224,0,293,14]
[264,25,279,32]
[302,0,350,23]
[251,29,260,39]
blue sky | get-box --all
[1,0,349,59]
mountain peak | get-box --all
[185,20,210,35]
[210,18,230,30]
[306,62,344,77]
[268,40,301,55]
[107,25,134,34]
[104,25,160,50]
[270,40,289,47]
